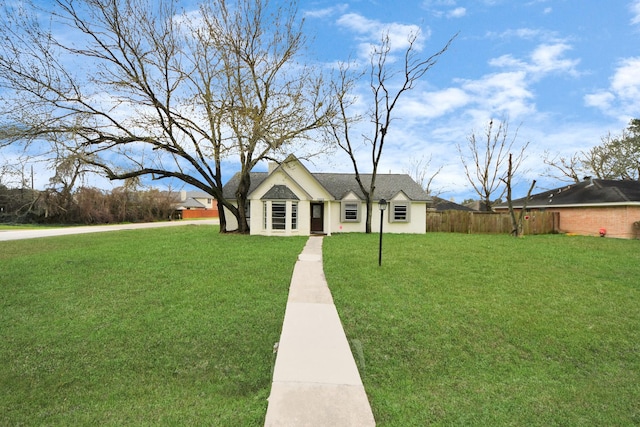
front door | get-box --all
[310,202,324,233]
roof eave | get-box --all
[508,201,640,209]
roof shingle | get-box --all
[223,171,430,201]
[504,179,640,208]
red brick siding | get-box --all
[548,206,640,239]
[180,208,219,219]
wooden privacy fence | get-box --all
[426,211,559,235]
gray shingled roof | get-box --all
[432,196,474,211]
[502,179,640,208]
[222,171,430,201]
[184,190,212,199]
[261,185,300,200]
[178,197,206,208]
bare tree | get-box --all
[326,31,456,232]
[542,150,582,183]
[583,126,640,180]
[0,0,334,233]
[501,153,536,237]
[404,154,444,196]
[457,118,529,211]
[545,119,640,183]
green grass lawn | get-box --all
[323,233,640,426]
[4,228,640,426]
[0,226,307,426]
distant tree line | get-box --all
[0,184,176,225]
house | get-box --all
[494,178,640,239]
[174,190,219,219]
[431,197,474,212]
[221,155,431,236]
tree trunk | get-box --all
[365,197,373,234]
[234,170,251,234]
[217,198,228,233]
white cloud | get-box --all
[485,27,561,43]
[529,43,580,75]
[489,43,580,79]
[631,0,640,25]
[611,57,640,106]
[304,4,349,19]
[335,13,426,59]
[459,71,536,119]
[584,91,615,110]
[585,57,640,117]
[422,0,466,19]
[396,87,471,120]
[447,7,467,18]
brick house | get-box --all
[495,178,640,239]
[174,190,219,219]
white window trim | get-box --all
[341,200,361,222]
[291,202,298,230]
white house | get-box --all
[222,155,431,236]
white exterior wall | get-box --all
[226,158,428,235]
[329,200,427,234]
[253,200,308,236]
[248,164,332,236]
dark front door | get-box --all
[310,202,324,233]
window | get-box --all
[263,201,267,229]
[271,202,286,230]
[391,202,410,222]
[291,202,298,230]
[341,201,360,222]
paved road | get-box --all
[0,219,219,242]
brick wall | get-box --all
[180,208,219,219]
[550,206,640,239]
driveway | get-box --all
[0,219,219,242]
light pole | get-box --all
[378,198,387,266]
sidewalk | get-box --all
[0,219,219,241]
[264,236,376,426]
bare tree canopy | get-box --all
[0,0,335,232]
[583,119,640,181]
[404,154,444,196]
[458,118,529,212]
[544,119,640,183]
[542,151,583,183]
[326,30,457,232]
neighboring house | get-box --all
[431,197,474,212]
[221,155,431,236]
[174,190,219,219]
[464,200,491,211]
[495,178,640,239]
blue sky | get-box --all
[295,0,640,201]
[5,1,640,202]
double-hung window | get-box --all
[271,202,286,230]
[291,202,298,230]
[341,201,360,222]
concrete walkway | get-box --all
[264,236,376,426]
[0,219,219,241]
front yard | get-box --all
[2,228,639,425]
[324,233,640,426]
[0,227,306,426]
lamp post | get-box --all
[378,198,387,266]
